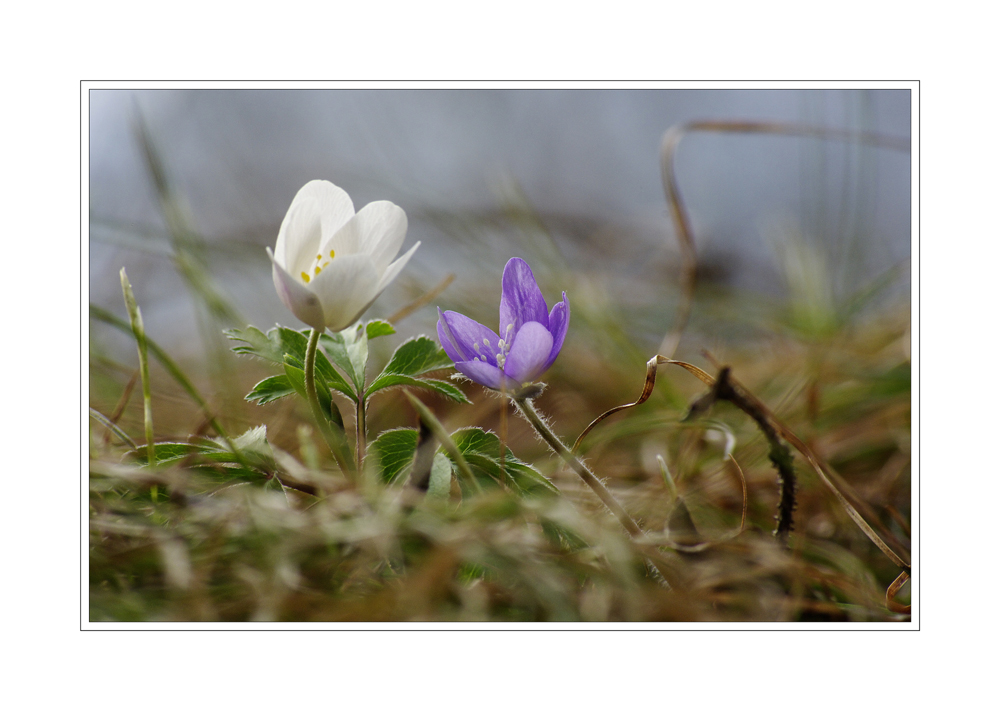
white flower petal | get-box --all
[276,181,355,269]
[359,201,408,275]
[310,180,356,243]
[309,254,380,331]
[324,201,407,275]
[267,247,325,330]
[275,199,323,274]
[376,241,420,293]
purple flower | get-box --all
[437,258,570,390]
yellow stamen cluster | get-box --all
[301,249,336,284]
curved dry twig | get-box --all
[729,453,748,535]
[572,355,715,455]
[657,120,911,358]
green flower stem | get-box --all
[305,328,354,478]
[514,396,641,537]
[356,395,367,475]
[120,269,155,466]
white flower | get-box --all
[266,180,419,331]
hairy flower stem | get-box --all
[305,329,354,478]
[515,396,670,586]
[515,396,642,536]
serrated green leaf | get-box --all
[320,323,368,395]
[379,336,454,377]
[367,337,462,400]
[228,326,357,401]
[366,374,470,403]
[368,428,419,484]
[246,375,296,405]
[447,427,557,496]
[366,320,396,339]
[427,453,454,499]
[227,326,281,362]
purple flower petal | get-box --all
[543,291,570,371]
[454,360,509,390]
[499,258,549,339]
[502,321,554,384]
[437,309,502,366]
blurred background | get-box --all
[89,89,910,361]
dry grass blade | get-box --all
[102,370,138,446]
[729,454,748,534]
[885,571,911,615]
[387,273,455,324]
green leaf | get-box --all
[366,374,470,403]
[246,375,296,405]
[447,427,557,496]
[320,323,368,395]
[367,336,465,400]
[127,441,201,466]
[540,519,589,552]
[368,428,419,484]
[380,336,453,377]
[228,325,356,402]
[366,320,396,339]
[123,426,277,484]
[427,453,454,499]
[227,325,281,362]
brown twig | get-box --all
[657,120,911,358]
[687,367,797,542]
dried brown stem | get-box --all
[886,571,911,615]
